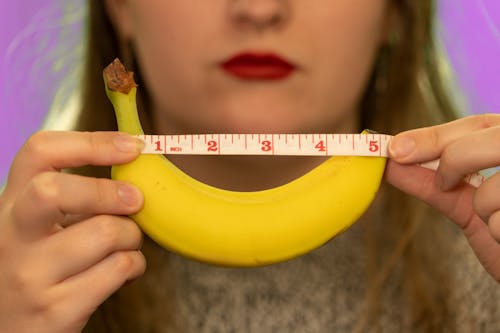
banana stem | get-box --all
[103,59,144,135]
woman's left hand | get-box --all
[384,114,500,282]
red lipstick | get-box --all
[221,52,295,80]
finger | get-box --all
[384,160,476,228]
[5,131,144,196]
[461,213,500,282]
[436,127,500,190]
[52,250,146,324]
[388,114,500,164]
[489,210,500,242]
[473,172,500,223]
[11,172,143,240]
[38,215,143,283]
[385,160,500,280]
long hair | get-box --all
[79,0,459,331]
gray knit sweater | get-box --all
[161,217,500,332]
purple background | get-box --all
[0,1,499,184]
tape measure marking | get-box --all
[136,133,487,187]
[138,133,393,157]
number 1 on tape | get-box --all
[137,133,393,157]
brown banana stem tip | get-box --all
[103,58,138,94]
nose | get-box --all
[229,0,290,31]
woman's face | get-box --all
[106,0,392,134]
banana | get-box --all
[104,59,387,267]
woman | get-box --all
[1,0,499,332]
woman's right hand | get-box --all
[0,131,146,333]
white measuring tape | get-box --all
[138,133,391,156]
[136,133,486,187]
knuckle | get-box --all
[471,113,500,130]
[30,295,54,317]
[23,131,53,159]
[113,252,136,275]
[9,269,49,311]
[86,131,105,156]
[93,177,111,208]
[28,173,60,206]
[428,127,441,149]
[95,217,121,250]
[10,268,33,292]
[29,296,60,325]
[8,269,69,325]
[11,173,60,222]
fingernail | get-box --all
[118,184,142,206]
[114,133,144,153]
[389,136,415,159]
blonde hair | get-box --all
[79,0,460,331]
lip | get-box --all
[220,52,296,80]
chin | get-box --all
[210,108,308,134]
[202,94,310,132]
[214,117,306,134]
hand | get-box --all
[0,131,146,333]
[385,114,500,282]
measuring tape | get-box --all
[138,133,391,156]
[136,133,486,187]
